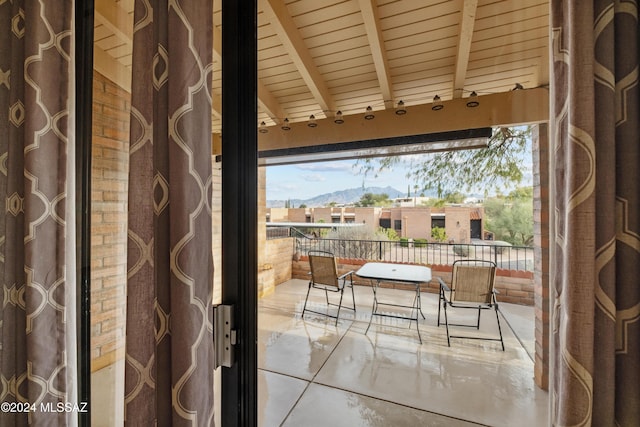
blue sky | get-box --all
[266,130,534,201]
[266,153,534,201]
[265,159,414,200]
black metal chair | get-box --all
[437,260,504,350]
[302,251,356,325]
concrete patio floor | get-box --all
[258,279,548,427]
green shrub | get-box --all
[431,227,447,242]
[414,238,428,248]
[378,227,400,241]
[400,237,409,247]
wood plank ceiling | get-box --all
[94,0,549,136]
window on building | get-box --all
[431,218,445,229]
[394,220,402,231]
[379,218,391,229]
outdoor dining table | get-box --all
[356,262,432,344]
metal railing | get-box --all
[266,227,292,239]
[267,226,534,271]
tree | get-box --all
[355,192,391,207]
[484,188,533,246]
[421,191,465,207]
[358,126,532,195]
[431,226,447,242]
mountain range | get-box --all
[267,186,406,208]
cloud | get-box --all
[302,174,326,182]
[296,161,356,174]
[269,182,299,194]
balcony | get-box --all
[264,230,536,306]
[258,279,547,426]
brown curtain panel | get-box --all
[0,1,78,426]
[124,0,215,425]
[551,1,639,425]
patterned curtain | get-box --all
[124,0,214,425]
[0,2,78,426]
[551,1,639,425]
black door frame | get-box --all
[76,1,260,425]
[221,0,259,426]
[76,1,95,425]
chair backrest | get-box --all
[308,251,339,288]
[450,260,497,304]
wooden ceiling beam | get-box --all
[258,87,549,151]
[214,21,284,123]
[95,0,133,44]
[358,0,394,109]
[94,45,131,91]
[213,24,223,64]
[452,0,478,99]
[260,0,337,116]
[257,80,285,124]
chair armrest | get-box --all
[338,270,354,281]
[437,277,451,292]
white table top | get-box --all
[356,262,432,284]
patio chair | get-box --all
[302,250,356,325]
[437,260,504,350]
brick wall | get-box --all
[212,158,222,304]
[264,238,294,286]
[90,73,224,369]
[257,167,272,296]
[532,123,550,390]
[90,71,130,370]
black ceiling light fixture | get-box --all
[259,121,268,133]
[466,91,479,108]
[395,100,407,115]
[431,95,443,111]
[307,114,317,128]
[364,106,375,120]
[334,110,344,124]
[281,118,291,130]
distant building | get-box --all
[391,196,431,207]
[266,205,485,244]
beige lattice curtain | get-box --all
[124,0,215,425]
[0,2,78,426]
[551,1,639,425]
